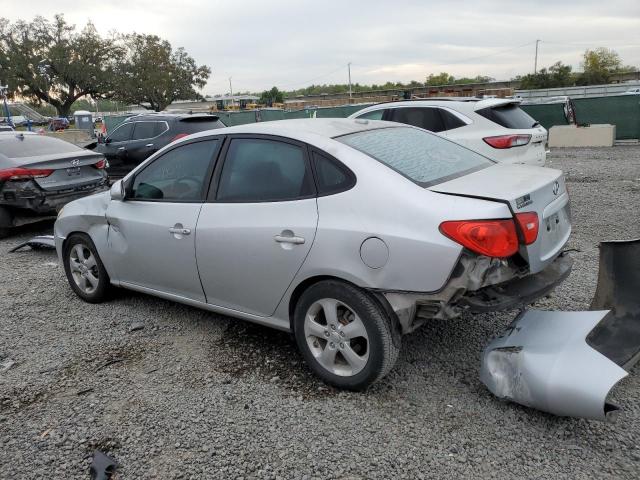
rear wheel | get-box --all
[63,234,111,303]
[0,207,13,239]
[293,280,400,390]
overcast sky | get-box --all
[3,0,640,94]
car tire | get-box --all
[293,280,400,391]
[63,233,111,303]
[0,206,13,239]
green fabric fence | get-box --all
[522,95,640,140]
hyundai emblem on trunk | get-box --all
[553,181,560,195]
[70,159,80,167]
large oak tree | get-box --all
[0,15,121,117]
[114,34,211,112]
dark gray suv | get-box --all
[94,113,225,177]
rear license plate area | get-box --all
[66,167,81,176]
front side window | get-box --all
[337,126,493,187]
[132,121,167,140]
[217,138,313,202]
[356,109,385,121]
[131,139,219,202]
[388,107,446,132]
[108,122,134,143]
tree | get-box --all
[577,48,633,85]
[0,15,121,117]
[425,72,455,86]
[259,86,284,106]
[517,61,574,89]
[114,34,210,112]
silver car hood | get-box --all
[481,309,627,421]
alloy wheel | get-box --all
[303,298,370,377]
[69,243,100,295]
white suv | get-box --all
[349,98,548,166]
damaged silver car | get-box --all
[0,132,108,238]
[54,119,572,390]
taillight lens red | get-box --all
[439,219,519,258]
[483,134,531,149]
[0,167,55,181]
[93,159,106,169]
[515,212,539,245]
[171,133,189,143]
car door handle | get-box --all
[117,146,125,151]
[145,143,154,148]
[169,227,191,235]
[274,234,305,244]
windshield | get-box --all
[337,126,493,187]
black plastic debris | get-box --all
[90,450,117,480]
[587,238,640,370]
[9,235,56,252]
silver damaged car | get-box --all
[54,119,572,390]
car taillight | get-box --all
[0,167,55,181]
[171,133,189,143]
[515,212,539,245]
[93,159,106,169]
[439,219,519,258]
[483,134,531,149]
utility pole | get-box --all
[534,39,541,74]
[348,62,352,101]
[228,77,234,108]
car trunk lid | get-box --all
[430,164,570,273]
[14,151,106,192]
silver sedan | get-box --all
[54,119,572,389]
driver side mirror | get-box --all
[104,137,112,144]
[110,180,125,201]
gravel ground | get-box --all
[1,146,639,479]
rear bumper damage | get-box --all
[0,176,108,219]
[381,252,573,334]
[481,239,640,421]
[481,309,627,421]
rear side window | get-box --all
[0,134,82,158]
[131,140,219,202]
[356,109,385,121]
[312,152,355,195]
[388,107,445,132]
[476,104,537,129]
[217,138,314,202]
[109,122,134,142]
[132,121,167,140]
[337,127,493,187]
[439,110,467,130]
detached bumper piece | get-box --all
[481,238,640,421]
[481,310,626,421]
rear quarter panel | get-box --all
[287,143,513,293]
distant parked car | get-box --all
[55,119,571,390]
[92,113,226,177]
[349,98,548,166]
[0,132,108,238]
[49,117,70,131]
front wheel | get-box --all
[293,280,400,391]
[63,234,111,303]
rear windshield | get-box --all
[178,117,226,133]
[0,134,82,159]
[337,126,493,187]
[476,103,538,129]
